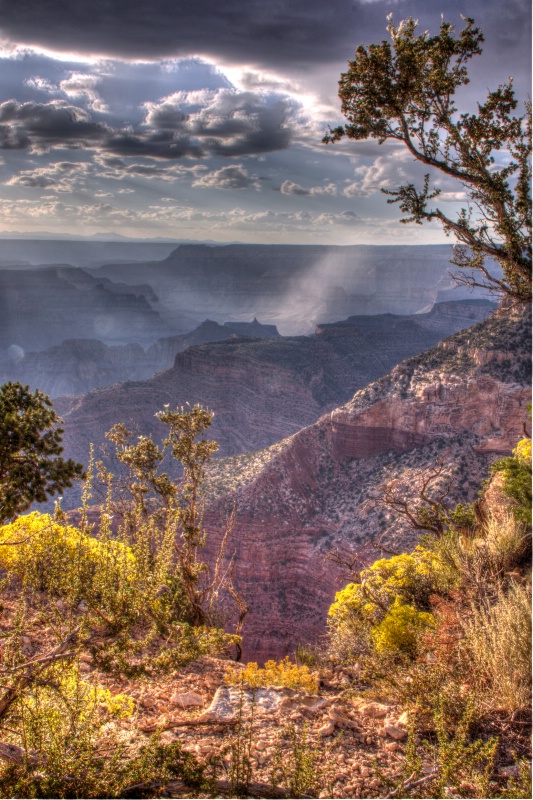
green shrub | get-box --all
[490,437,532,526]
[270,722,337,798]
[431,513,530,603]
[388,702,499,799]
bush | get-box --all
[327,546,453,660]
[226,656,319,694]
[0,658,132,798]
[371,597,435,656]
[431,513,530,603]
[270,722,336,798]
[0,512,136,606]
[490,436,532,526]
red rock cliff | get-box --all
[205,307,531,663]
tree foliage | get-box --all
[324,16,532,302]
[0,382,84,523]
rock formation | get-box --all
[202,306,531,662]
[0,319,281,398]
[91,243,496,334]
[144,319,281,378]
[0,266,168,355]
[54,300,495,489]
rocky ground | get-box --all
[2,584,528,800]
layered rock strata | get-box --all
[55,301,495,495]
[203,307,531,662]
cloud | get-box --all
[0,84,305,159]
[314,209,360,225]
[59,72,109,113]
[6,161,91,191]
[0,1,370,67]
[0,99,110,151]
[0,1,529,92]
[342,154,414,197]
[437,190,469,202]
[0,196,363,232]
[93,155,200,181]
[192,164,260,189]
[25,76,58,94]
[142,87,298,157]
[280,179,337,195]
[280,180,308,196]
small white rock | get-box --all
[318,722,335,737]
[384,724,408,741]
[170,691,204,709]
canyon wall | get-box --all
[54,301,495,493]
[203,307,531,662]
[92,243,496,334]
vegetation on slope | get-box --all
[326,427,532,797]
[0,398,245,797]
[0,376,530,797]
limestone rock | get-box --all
[318,722,335,737]
[358,702,390,719]
[498,764,521,778]
[170,691,204,709]
[328,709,359,730]
[197,685,300,723]
[384,724,408,741]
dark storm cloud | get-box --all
[0,88,298,158]
[0,99,110,149]
[0,0,529,76]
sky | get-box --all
[0,0,530,244]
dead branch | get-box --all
[226,575,249,662]
[385,769,437,798]
[0,627,81,722]
[325,547,363,580]
[139,717,238,733]
[0,741,44,766]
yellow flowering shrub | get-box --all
[371,596,435,655]
[514,437,531,463]
[328,546,452,628]
[225,656,318,693]
[328,545,451,660]
[0,512,136,602]
[491,434,532,525]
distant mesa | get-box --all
[0,317,282,398]
[51,298,497,505]
[88,243,499,335]
[224,318,280,339]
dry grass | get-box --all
[462,581,532,712]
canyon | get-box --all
[53,300,495,490]
[90,242,496,335]
[0,319,281,398]
[1,240,525,666]
[202,306,531,661]
[1,241,495,367]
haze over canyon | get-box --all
[1,239,529,660]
